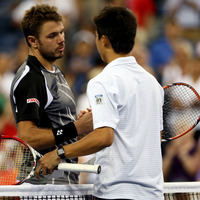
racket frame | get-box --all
[0,135,41,185]
[0,135,101,185]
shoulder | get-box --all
[12,62,45,94]
[87,71,109,88]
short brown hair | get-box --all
[21,4,63,47]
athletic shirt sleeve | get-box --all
[14,72,47,124]
[87,77,120,130]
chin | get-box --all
[55,54,64,60]
[56,55,63,59]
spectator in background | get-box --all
[132,40,156,78]
[187,57,200,138]
[105,0,125,6]
[162,129,200,182]
[187,57,200,93]
[126,0,156,45]
[0,53,15,98]
[12,38,29,73]
[196,41,200,58]
[163,0,200,43]
[0,53,17,136]
[0,94,7,134]
[11,0,79,29]
[0,0,23,53]
[76,64,104,114]
[66,29,96,97]
[194,139,200,181]
[162,38,200,143]
[149,19,183,83]
[126,0,156,28]
[0,101,17,137]
[162,38,194,86]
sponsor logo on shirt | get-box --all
[95,94,103,104]
[57,129,63,135]
[27,98,40,106]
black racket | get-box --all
[162,82,200,141]
[0,135,101,185]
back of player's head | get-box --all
[93,6,137,54]
[21,4,63,47]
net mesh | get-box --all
[164,182,200,200]
[0,182,200,200]
[0,184,93,200]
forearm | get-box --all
[18,121,77,151]
[35,127,114,178]
[18,121,55,151]
[178,154,199,176]
[162,144,177,180]
[162,155,174,180]
[63,128,113,158]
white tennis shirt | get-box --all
[87,56,164,200]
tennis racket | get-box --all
[0,135,101,185]
[162,82,200,141]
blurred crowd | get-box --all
[0,0,200,183]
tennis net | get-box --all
[164,182,200,200]
[0,182,200,199]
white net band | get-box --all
[0,182,200,199]
[164,182,200,194]
[0,184,93,196]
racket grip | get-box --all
[57,163,101,174]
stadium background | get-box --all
[0,0,200,184]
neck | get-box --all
[29,49,55,71]
[105,50,131,64]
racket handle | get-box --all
[57,163,101,174]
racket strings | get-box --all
[0,138,34,185]
[162,85,200,139]
[18,145,34,181]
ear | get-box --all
[27,36,38,48]
[102,35,110,47]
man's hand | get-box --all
[77,108,92,119]
[35,149,61,179]
[74,108,93,135]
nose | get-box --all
[58,33,65,43]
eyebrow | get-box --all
[46,28,65,37]
[48,28,64,35]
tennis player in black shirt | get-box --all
[10,4,93,184]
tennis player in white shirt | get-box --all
[36,6,164,200]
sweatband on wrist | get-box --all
[52,122,78,145]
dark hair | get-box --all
[93,6,137,54]
[21,4,63,47]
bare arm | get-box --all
[18,121,55,151]
[18,110,93,151]
[163,133,200,180]
[63,127,114,158]
[162,142,177,180]
[177,141,200,176]
[35,127,114,177]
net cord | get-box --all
[1,182,200,196]
[0,184,93,196]
[164,182,200,193]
